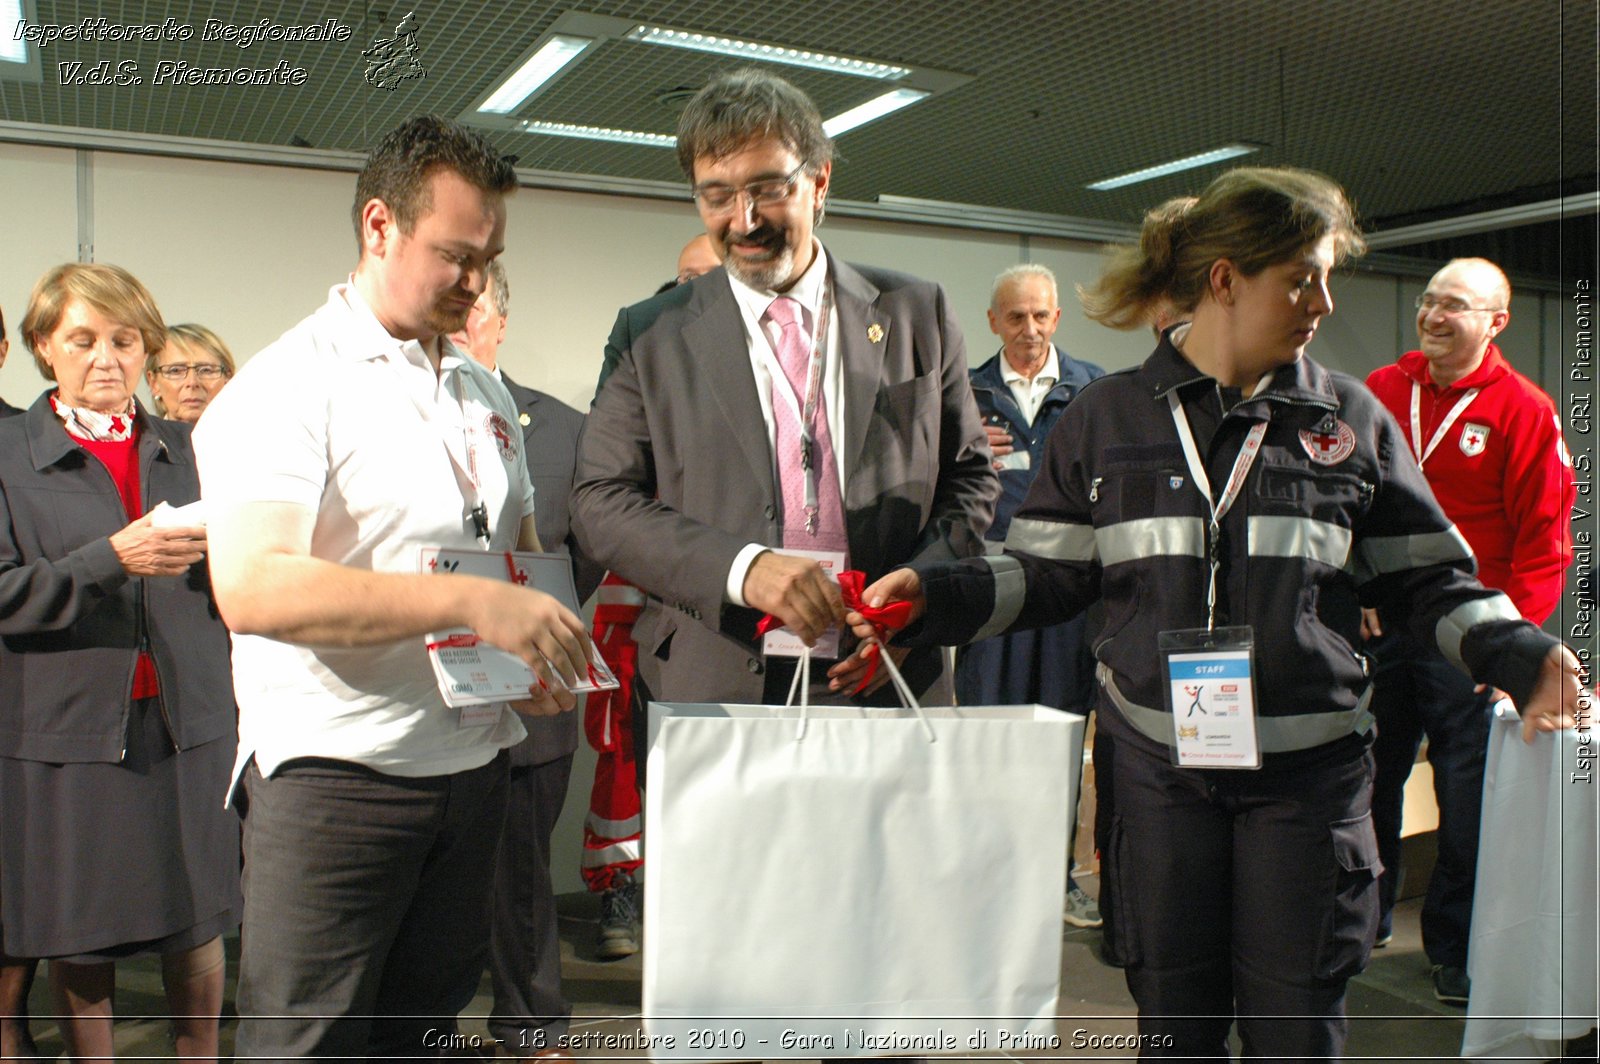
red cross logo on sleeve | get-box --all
[485,412,518,461]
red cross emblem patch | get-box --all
[1459,422,1489,457]
[1298,420,1356,465]
[485,412,516,462]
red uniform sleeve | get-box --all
[1501,397,1576,623]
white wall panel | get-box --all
[92,151,354,399]
[0,144,82,412]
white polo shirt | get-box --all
[194,283,535,781]
[1000,345,1060,427]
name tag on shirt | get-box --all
[761,548,848,659]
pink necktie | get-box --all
[765,296,848,557]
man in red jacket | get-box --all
[1364,257,1576,1007]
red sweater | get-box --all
[1367,345,1575,623]
[78,431,160,700]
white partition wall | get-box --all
[1029,236,1156,374]
[92,152,356,362]
[0,144,80,410]
[1316,270,1405,380]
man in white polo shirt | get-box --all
[196,115,590,1061]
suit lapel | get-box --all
[830,259,886,484]
[685,276,775,494]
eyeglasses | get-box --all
[1415,294,1503,316]
[154,363,229,382]
[691,164,805,213]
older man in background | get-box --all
[963,264,1106,931]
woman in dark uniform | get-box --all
[850,168,1580,1061]
[0,263,240,1061]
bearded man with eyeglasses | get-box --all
[1361,257,1576,1007]
[573,68,997,712]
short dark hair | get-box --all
[675,69,833,179]
[351,115,517,250]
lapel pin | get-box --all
[866,323,884,343]
[518,412,531,427]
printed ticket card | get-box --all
[420,548,620,708]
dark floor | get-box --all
[8,874,1527,1063]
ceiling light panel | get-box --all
[626,25,909,80]
[0,0,26,63]
[519,120,676,149]
[823,88,930,137]
[478,34,595,114]
[1086,144,1261,191]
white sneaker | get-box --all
[1063,885,1103,928]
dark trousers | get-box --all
[1092,725,1119,953]
[1369,629,1492,967]
[488,753,574,1051]
[1107,736,1379,1061]
[234,752,509,1063]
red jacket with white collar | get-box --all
[1367,344,1574,623]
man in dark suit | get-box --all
[572,69,997,707]
[451,261,600,1060]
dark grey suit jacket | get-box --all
[501,373,602,767]
[571,255,998,705]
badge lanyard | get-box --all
[760,286,834,535]
[1409,382,1479,469]
[387,351,492,548]
[1167,390,1269,632]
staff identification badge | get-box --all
[1159,626,1261,770]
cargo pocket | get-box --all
[1314,812,1382,983]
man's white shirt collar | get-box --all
[1000,345,1060,388]
[329,279,468,376]
[726,239,829,330]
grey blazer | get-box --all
[571,256,998,705]
[500,373,602,767]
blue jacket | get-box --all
[968,347,1104,540]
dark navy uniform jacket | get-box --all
[917,337,1555,765]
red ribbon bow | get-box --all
[754,569,914,694]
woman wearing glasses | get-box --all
[145,323,235,424]
[849,167,1580,1060]
[0,264,239,1061]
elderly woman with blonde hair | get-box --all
[145,322,235,424]
[0,262,239,1061]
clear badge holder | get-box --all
[1158,625,1261,770]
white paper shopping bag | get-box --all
[641,678,1083,1060]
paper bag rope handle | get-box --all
[767,570,932,742]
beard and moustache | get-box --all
[423,292,476,340]
[718,222,797,291]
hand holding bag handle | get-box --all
[781,640,934,743]
[765,568,934,742]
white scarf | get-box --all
[50,393,137,442]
